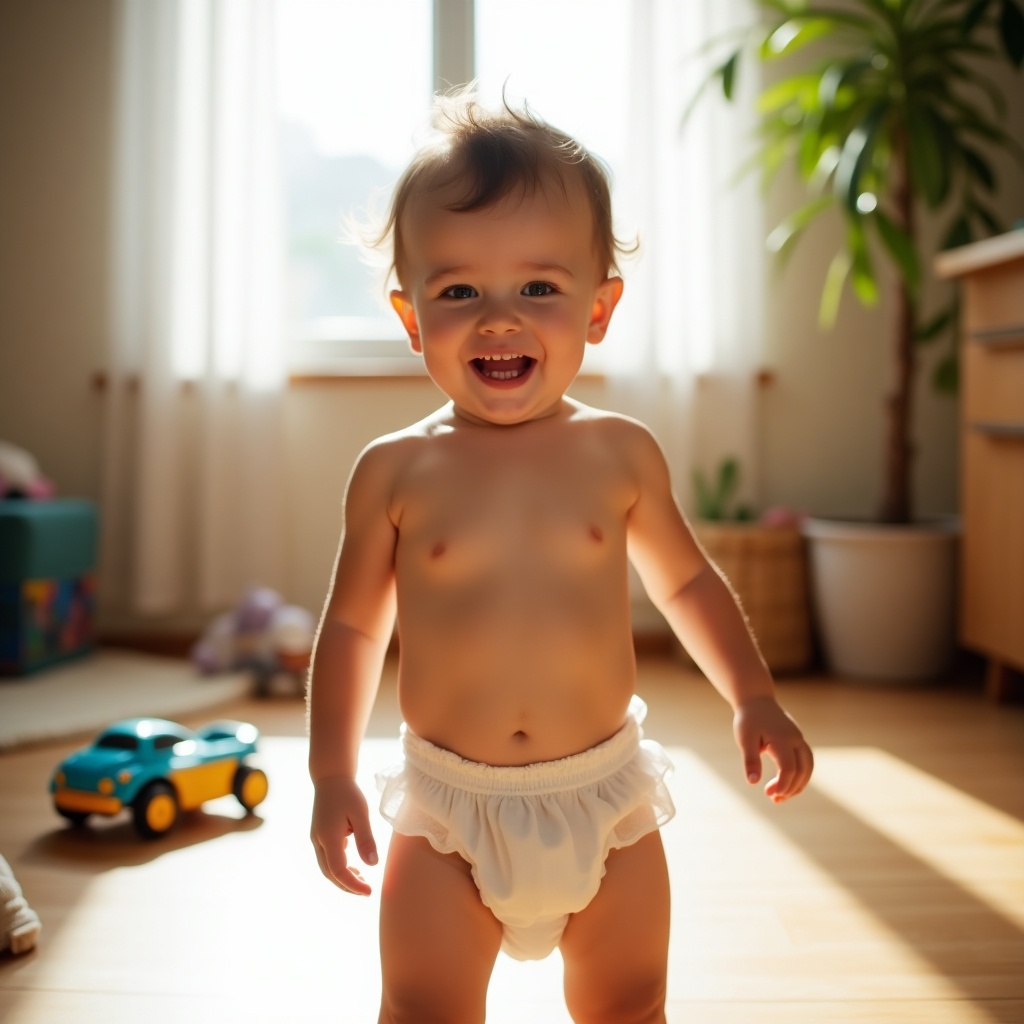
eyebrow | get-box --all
[423,262,576,287]
[424,266,472,287]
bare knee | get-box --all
[566,971,666,1024]
[377,835,499,1024]
[379,986,487,1024]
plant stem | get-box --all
[880,127,916,525]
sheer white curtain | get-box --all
[101,0,288,619]
[610,0,765,513]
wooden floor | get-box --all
[1,654,1022,1023]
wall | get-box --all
[0,0,113,502]
[1,0,1022,634]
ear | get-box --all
[390,290,422,353]
[586,276,624,345]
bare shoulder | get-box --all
[345,409,450,511]
[567,401,669,474]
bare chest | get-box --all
[392,433,634,579]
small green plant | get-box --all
[692,457,757,522]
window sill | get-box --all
[289,356,430,381]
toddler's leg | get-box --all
[559,830,670,1024]
[378,832,502,1024]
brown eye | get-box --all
[522,281,555,297]
[442,284,476,299]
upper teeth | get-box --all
[479,353,523,361]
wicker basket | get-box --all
[690,522,813,675]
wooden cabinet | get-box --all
[936,231,1024,699]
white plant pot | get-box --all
[802,517,960,681]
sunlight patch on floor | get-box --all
[811,747,1024,930]
[660,748,972,1004]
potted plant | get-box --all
[692,0,1024,679]
[689,459,813,674]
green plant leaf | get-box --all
[718,458,740,507]
[798,123,825,180]
[941,214,974,250]
[961,0,994,35]
[820,248,852,328]
[680,43,746,131]
[782,6,880,34]
[818,58,874,110]
[1000,0,1024,65]
[758,73,821,113]
[720,51,740,100]
[763,17,837,58]
[944,61,1008,120]
[874,209,922,292]
[915,307,953,345]
[692,468,719,520]
[972,201,1005,236]
[907,103,953,206]
[848,220,879,306]
[835,103,887,213]
[961,146,998,191]
[693,457,744,520]
[933,351,960,393]
[767,195,835,261]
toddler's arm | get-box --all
[623,422,813,801]
[308,442,399,894]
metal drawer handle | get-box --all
[971,421,1024,438]
[970,326,1024,347]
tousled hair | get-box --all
[371,89,635,287]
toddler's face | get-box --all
[389,177,622,427]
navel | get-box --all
[430,541,447,559]
[589,524,604,543]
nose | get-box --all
[477,299,520,335]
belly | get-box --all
[394,574,638,764]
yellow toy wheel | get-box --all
[133,782,179,839]
[233,765,268,812]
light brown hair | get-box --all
[373,89,634,286]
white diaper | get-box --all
[376,695,675,960]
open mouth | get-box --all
[471,353,536,382]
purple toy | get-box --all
[192,587,315,695]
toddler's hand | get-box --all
[310,775,379,895]
[733,696,813,802]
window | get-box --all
[97,734,139,752]
[276,0,432,372]
[277,0,630,373]
[475,0,630,176]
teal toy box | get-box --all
[0,499,98,675]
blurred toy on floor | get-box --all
[0,854,41,954]
[191,586,315,696]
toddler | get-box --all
[307,93,813,1024]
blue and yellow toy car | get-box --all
[50,718,268,838]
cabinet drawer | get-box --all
[962,338,1024,424]
[960,433,1024,668]
[962,257,1024,332]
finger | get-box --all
[315,836,373,896]
[737,734,764,784]
[767,743,813,801]
[351,818,379,868]
[337,867,372,897]
[763,746,797,801]
[790,743,813,797]
[783,743,814,799]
